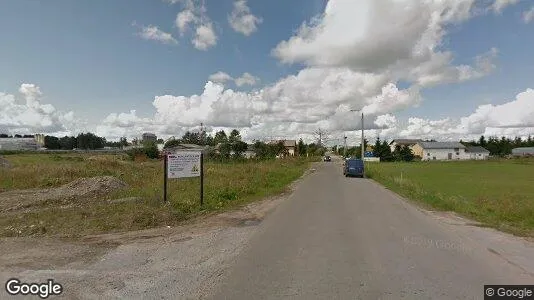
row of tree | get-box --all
[44,133,108,150]
[163,129,327,159]
[462,135,534,156]
[335,137,415,162]
[0,134,35,138]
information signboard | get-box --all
[167,152,201,178]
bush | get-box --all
[126,143,159,161]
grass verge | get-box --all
[0,153,317,237]
[366,159,534,237]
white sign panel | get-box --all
[363,157,380,162]
[167,152,201,178]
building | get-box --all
[0,138,41,151]
[268,140,297,156]
[243,144,256,159]
[389,139,423,153]
[34,134,45,146]
[465,146,490,160]
[142,133,157,143]
[512,147,534,157]
[412,142,468,161]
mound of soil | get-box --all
[0,156,12,169]
[0,176,128,213]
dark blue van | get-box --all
[343,159,364,178]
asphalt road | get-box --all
[208,157,534,300]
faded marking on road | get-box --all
[403,236,473,254]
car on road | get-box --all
[343,158,364,177]
[323,155,331,162]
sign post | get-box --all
[164,154,168,203]
[200,153,204,206]
[164,151,203,206]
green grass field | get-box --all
[366,159,534,236]
[0,153,316,237]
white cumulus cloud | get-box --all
[0,84,79,136]
[228,0,263,36]
[173,0,217,50]
[136,24,178,45]
[208,72,260,87]
[491,0,520,13]
[272,0,497,88]
[523,6,534,23]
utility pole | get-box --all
[343,135,347,158]
[350,108,365,177]
[361,112,365,177]
[200,122,204,145]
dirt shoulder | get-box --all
[0,164,319,299]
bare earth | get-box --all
[0,176,128,213]
[1,159,534,299]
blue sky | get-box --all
[1,0,534,142]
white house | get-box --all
[412,142,469,161]
[465,146,490,160]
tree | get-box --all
[142,141,159,159]
[14,134,22,138]
[380,140,394,161]
[205,134,214,146]
[392,145,414,162]
[229,129,241,144]
[478,135,486,147]
[59,136,76,150]
[297,138,306,156]
[120,137,129,148]
[156,138,164,144]
[0,133,8,138]
[232,141,248,158]
[76,132,105,149]
[213,130,228,145]
[400,145,415,162]
[44,136,60,149]
[163,138,181,149]
[253,141,270,159]
[180,131,200,144]
[219,142,232,159]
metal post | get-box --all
[200,152,204,206]
[344,136,347,158]
[163,154,168,203]
[361,112,365,178]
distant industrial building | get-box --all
[0,137,41,151]
[512,147,534,157]
[142,133,157,143]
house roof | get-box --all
[465,146,490,153]
[417,142,466,149]
[512,147,534,154]
[389,139,422,145]
[283,140,297,147]
[268,140,296,147]
[165,144,209,153]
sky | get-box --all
[1,0,534,145]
